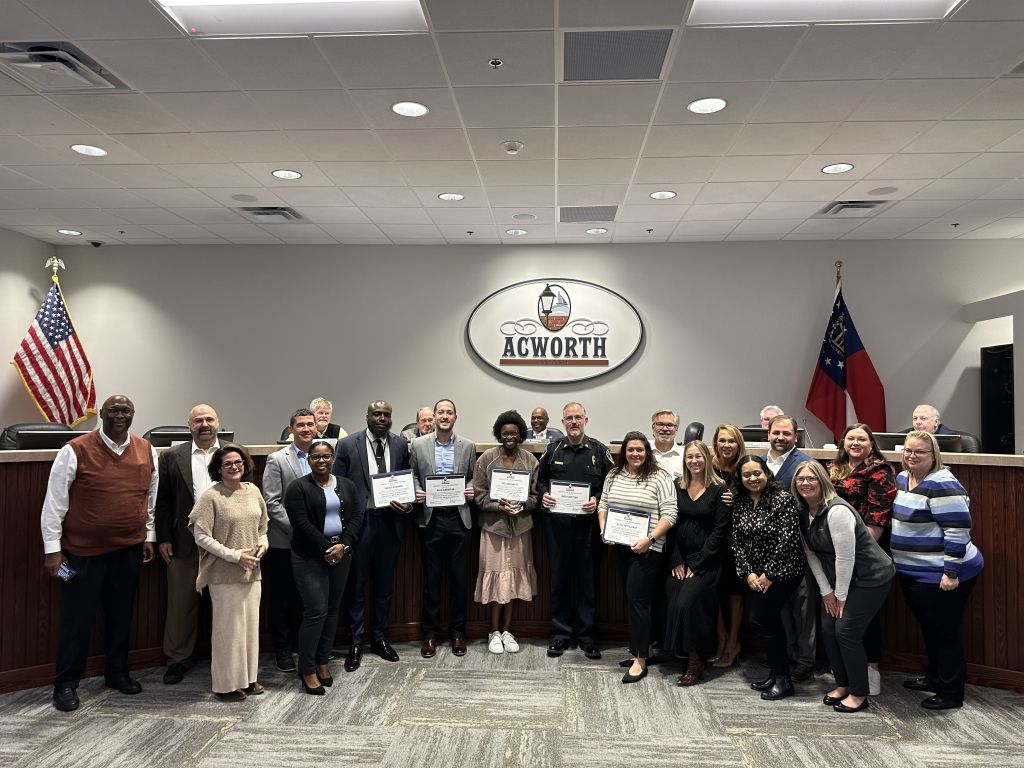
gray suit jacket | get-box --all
[262,444,307,549]
[409,433,476,529]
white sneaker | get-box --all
[488,631,504,654]
[868,666,881,696]
[501,631,520,653]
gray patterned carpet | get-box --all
[3,641,1023,767]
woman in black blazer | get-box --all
[284,440,362,695]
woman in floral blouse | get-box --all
[828,423,896,695]
[731,454,805,702]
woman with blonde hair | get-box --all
[710,424,746,667]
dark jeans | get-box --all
[901,575,977,701]
[346,511,402,645]
[623,549,661,658]
[420,509,470,638]
[820,581,891,697]
[55,544,142,688]
[291,552,351,675]
[547,514,598,644]
[266,547,301,653]
[748,575,802,678]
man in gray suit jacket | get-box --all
[410,399,476,659]
[262,408,317,672]
[155,404,222,685]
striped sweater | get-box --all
[891,468,983,583]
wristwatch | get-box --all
[648,535,658,546]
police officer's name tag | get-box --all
[425,474,466,507]
[550,480,590,514]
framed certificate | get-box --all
[549,480,590,515]
[602,505,652,546]
[370,468,416,508]
[488,468,532,503]
[424,474,466,507]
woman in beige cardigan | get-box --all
[472,410,539,655]
[189,444,268,702]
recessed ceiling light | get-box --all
[505,228,528,236]
[821,163,854,175]
[231,193,260,203]
[869,186,899,196]
[56,228,82,236]
[70,144,107,157]
[512,212,536,221]
[649,190,677,200]
[688,0,961,26]
[438,192,464,201]
[392,101,429,117]
[686,97,727,114]
[271,169,302,180]
[585,228,608,235]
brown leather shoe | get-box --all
[677,659,705,687]
[790,662,812,683]
[421,637,438,658]
[243,682,264,695]
[451,635,467,657]
[215,689,247,702]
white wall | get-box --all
[1,235,1019,448]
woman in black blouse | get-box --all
[665,441,730,686]
[731,454,806,701]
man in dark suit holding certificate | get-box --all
[333,400,411,671]
[410,399,476,659]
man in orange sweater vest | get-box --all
[41,394,157,712]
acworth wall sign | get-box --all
[466,278,645,384]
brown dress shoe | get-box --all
[215,689,247,702]
[243,682,264,695]
[451,635,467,657]
[421,637,438,658]
[677,659,705,687]
[790,663,812,683]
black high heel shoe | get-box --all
[316,666,333,687]
[299,672,325,696]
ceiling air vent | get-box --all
[239,206,304,223]
[560,205,618,223]
[563,29,673,82]
[816,200,891,218]
[0,42,128,92]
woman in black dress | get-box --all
[665,441,730,686]
[710,424,747,667]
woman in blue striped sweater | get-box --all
[891,431,984,710]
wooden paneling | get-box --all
[1,451,1020,693]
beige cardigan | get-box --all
[473,446,539,538]
[188,482,269,591]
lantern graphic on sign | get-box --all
[537,283,570,331]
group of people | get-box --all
[40,395,983,715]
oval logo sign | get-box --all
[467,278,644,383]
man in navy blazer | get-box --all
[333,400,411,671]
[528,407,564,441]
[762,413,816,681]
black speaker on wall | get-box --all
[980,344,1013,454]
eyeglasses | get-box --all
[903,449,933,457]
[653,422,677,429]
[794,477,819,485]
[221,460,245,468]
[309,455,334,462]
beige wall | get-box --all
[1,234,1019,448]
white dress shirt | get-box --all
[191,440,219,500]
[766,446,796,477]
[651,442,684,479]
[364,429,391,474]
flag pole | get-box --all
[835,259,842,286]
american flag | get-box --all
[10,278,96,426]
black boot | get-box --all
[750,674,775,692]
[761,675,795,700]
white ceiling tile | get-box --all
[729,219,802,236]
[866,153,974,179]
[951,0,1024,20]
[133,188,219,207]
[485,186,556,206]
[656,82,770,124]
[786,154,890,180]
[378,223,442,239]
[711,155,803,182]
[748,201,827,219]
[670,220,737,236]
[815,122,932,154]
[909,178,1006,199]
[491,207,555,224]
[413,187,488,207]
[624,184,703,205]
[23,134,152,165]
[11,189,145,208]
[556,185,627,206]
[557,127,646,159]
[160,164,261,187]
[878,199,963,218]
[377,130,471,161]
[438,225,501,242]
[50,94,189,133]
[236,162,335,187]
[110,133,227,164]
[166,208,246,225]
[684,202,757,220]
[726,232,786,241]
[899,230,966,239]
[203,224,283,244]
[0,210,59,224]
[750,81,879,123]
[467,128,554,160]
[30,0,181,39]
[102,208,188,225]
[845,217,933,236]
[197,187,285,206]
[478,159,555,186]
[315,34,445,89]
[982,180,1024,199]
[301,207,369,224]
[783,232,844,240]
[559,84,661,126]
[616,204,689,222]
[360,208,433,224]
[427,207,495,225]
[438,31,554,86]
[557,159,635,185]
[763,180,853,202]
[949,198,1024,220]
[838,178,932,199]
[81,164,188,188]
[350,88,460,129]
[270,187,353,207]
[0,73,32,96]
[0,168,46,190]
[455,86,555,128]
[499,225,554,242]
[149,91,275,132]
[901,120,1024,153]
[196,38,341,91]
[0,96,98,134]
[643,124,742,157]
[255,91,370,130]
[634,157,718,183]
[286,130,390,162]
[424,0,554,31]
[951,79,1024,119]
[0,136,73,165]
[193,132,309,163]
[606,223,672,240]
[946,153,1024,178]
[727,123,838,155]
[962,218,1024,237]
[342,187,423,206]
[320,162,407,186]
[779,23,937,81]
[317,223,389,242]
[81,39,236,92]
[0,1,62,38]
[140,224,212,238]
[670,26,805,82]
[693,182,776,204]
[849,79,992,122]
[895,22,1024,78]
[90,224,165,239]
[559,0,685,25]
[397,160,481,186]
[2,208,126,224]
[259,224,337,244]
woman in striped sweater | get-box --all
[891,431,984,710]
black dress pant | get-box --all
[55,544,142,688]
[747,575,802,678]
[266,546,301,653]
[292,552,351,675]
[420,508,470,638]
[623,549,661,658]
[547,514,598,644]
[346,510,402,645]
[900,575,977,701]
[820,581,891,697]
